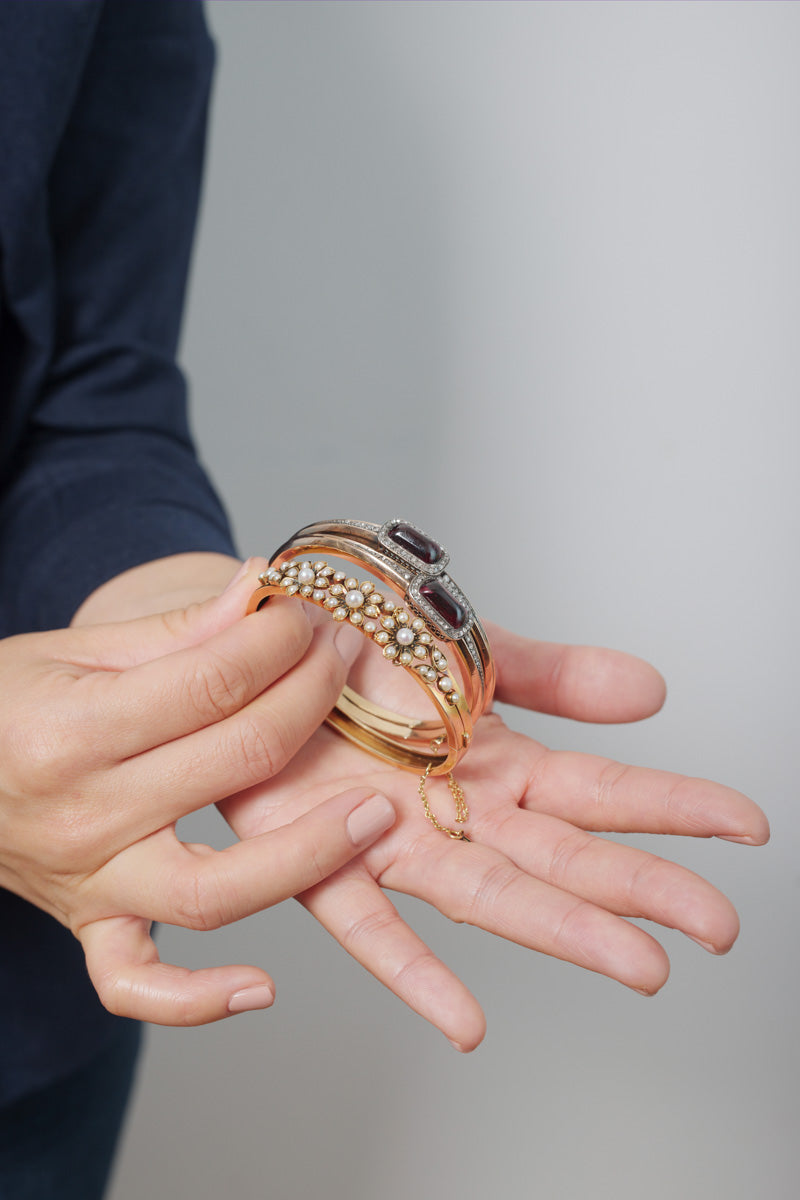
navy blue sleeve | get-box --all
[0,0,236,636]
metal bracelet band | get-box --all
[246,519,495,776]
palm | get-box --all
[220,622,768,1050]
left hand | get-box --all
[221,618,769,1051]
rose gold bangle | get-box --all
[247,519,494,786]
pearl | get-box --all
[395,627,415,646]
[345,590,365,609]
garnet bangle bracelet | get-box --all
[246,519,495,784]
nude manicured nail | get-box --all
[334,620,365,666]
[689,935,723,955]
[227,984,275,1014]
[346,794,396,847]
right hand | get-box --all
[0,561,395,1026]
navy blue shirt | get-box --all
[0,1,235,1103]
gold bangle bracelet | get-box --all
[246,519,495,780]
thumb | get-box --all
[64,556,289,670]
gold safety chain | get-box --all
[418,738,470,840]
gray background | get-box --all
[110,3,798,1197]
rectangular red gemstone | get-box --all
[387,522,442,566]
[419,578,467,630]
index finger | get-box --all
[487,621,667,723]
[83,600,314,760]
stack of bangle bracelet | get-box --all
[247,519,495,840]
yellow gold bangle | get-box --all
[247,519,495,837]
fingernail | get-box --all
[689,935,722,955]
[447,1037,467,1053]
[221,559,251,596]
[346,793,396,846]
[227,983,275,1014]
[633,986,656,997]
[334,620,365,666]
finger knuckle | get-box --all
[593,758,632,813]
[551,898,600,959]
[233,715,281,785]
[186,653,255,725]
[547,830,594,889]
[94,976,127,1018]
[340,906,404,955]
[171,867,231,933]
[458,861,520,926]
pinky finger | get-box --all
[79,915,276,1025]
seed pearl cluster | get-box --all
[260,560,460,705]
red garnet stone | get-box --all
[419,578,467,631]
[386,522,443,566]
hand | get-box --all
[0,559,396,1026]
[221,618,769,1051]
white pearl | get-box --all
[345,589,365,609]
[395,626,415,646]
[297,566,316,585]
